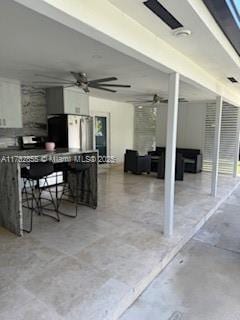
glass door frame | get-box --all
[90,111,111,159]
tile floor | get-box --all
[0,166,239,320]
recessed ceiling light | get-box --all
[173,27,192,37]
[138,106,143,109]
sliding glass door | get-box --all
[95,116,107,158]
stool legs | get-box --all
[38,177,60,222]
[22,176,60,233]
[22,178,35,233]
[56,170,92,217]
[56,178,78,218]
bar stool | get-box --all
[53,162,71,216]
[21,161,60,233]
[57,162,95,217]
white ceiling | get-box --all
[109,0,240,89]
[0,0,216,102]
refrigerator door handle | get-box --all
[80,118,83,151]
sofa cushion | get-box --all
[184,158,195,164]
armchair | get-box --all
[155,151,184,181]
[177,148,202,173]
[124,150,151,175]
[149,147,202,174]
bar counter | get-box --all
[0,148,98,236]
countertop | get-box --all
[0,149,98,164]
[0,148,97,157]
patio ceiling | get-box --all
[0,1,215,103]
[109,0,240,91]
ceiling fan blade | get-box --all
[32,81,75,85]
[34,74,73,83]
[89,77,118,84]
[93,84,131,88]
[90,86,117,93]
[64,85,76,88]
[127,100,153,103]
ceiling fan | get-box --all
[127,94,188,104]
[127,94,167,104]
[32,72,131,93]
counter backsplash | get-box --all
[0,85,48,148]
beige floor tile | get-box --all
[76,237,159,287]
[0,237,64,283]
[0,297,64,320]
[24,256,109,316]
[65,278,130,320]
[0,280,34,316]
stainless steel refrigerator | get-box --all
[48,114,93,150]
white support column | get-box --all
[233,108,240,177]
[164,72,180,237]
[211,96,223,197]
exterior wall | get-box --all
[89,96,134,163]
[156,102,207,151]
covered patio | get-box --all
[0,1,240,319]
[0,166,239,320]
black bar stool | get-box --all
[21,161,60,233]
[53,162,72,216]
[56,162,95,217]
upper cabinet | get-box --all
[46,87,89,115]
[0,78,22,128]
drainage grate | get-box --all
[228,77,238,83]
[168,311,183,320]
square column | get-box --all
[211,96,223,197]
[164,72,180,237]
[233,108,240,178]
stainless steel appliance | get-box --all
[48,115,93,150]
[19,136,46,149]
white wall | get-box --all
[156,102,207,151]
[89,96,134,163]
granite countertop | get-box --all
[0,148,97,157]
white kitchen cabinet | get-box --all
[0,85,3,128]
[46,87,89,115]
[0,82,4,128]
[0,78,22,128]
